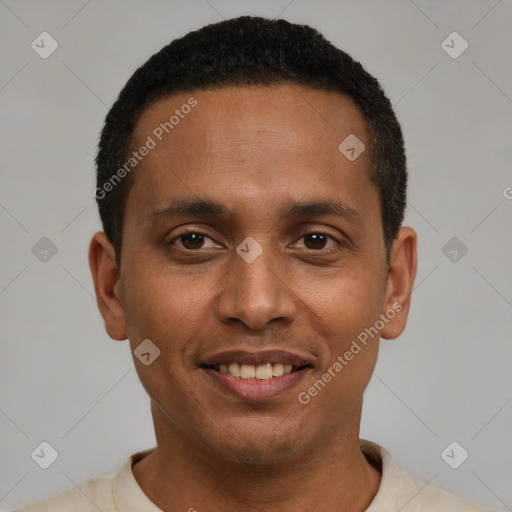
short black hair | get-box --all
[95,15,406,266]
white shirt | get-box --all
[14,440,492,511]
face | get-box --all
[90,84,416,464]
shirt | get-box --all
[13,440,492,511]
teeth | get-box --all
[255,364,273,379]
[272,363,284,377]
[227,362,240,377]
[240,364,256,378]
[217,362,299,379]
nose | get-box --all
[215,244,296,330]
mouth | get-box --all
[199,350,314,400]
[201,362,311,379]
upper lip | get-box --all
[200,350,315,368]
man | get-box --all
[16,15,491,512]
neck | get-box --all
[132,401,381,512]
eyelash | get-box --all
[168,229,343,252]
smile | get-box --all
[203,362,308,380]
[200,350,315,400]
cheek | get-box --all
[121,265,204,415]
[301,265,386,343]
[122,258,205,341]
[297,265,384,399]
[304,345,379,432]
[297,272,382,420]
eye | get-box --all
[294,232,339,250]
[170,232,222,250]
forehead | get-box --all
[134,84,368,155]
[127,84,375,219]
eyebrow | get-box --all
[278,199,361,222]
[146,199,227,221]
[144,198,361,224]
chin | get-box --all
[202,418,308,465]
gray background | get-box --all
[1,0,511,510]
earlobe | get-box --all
[88,231,128,341]
[380,227,417,340]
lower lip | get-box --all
[202,367,311,401]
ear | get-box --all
[380,227,417,340]
[88,231,128,340]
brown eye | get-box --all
[303,233,328,249]
[290,231,341,252]
[180,233,205,249]
[170,231,222,251]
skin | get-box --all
[89,84,417,512]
